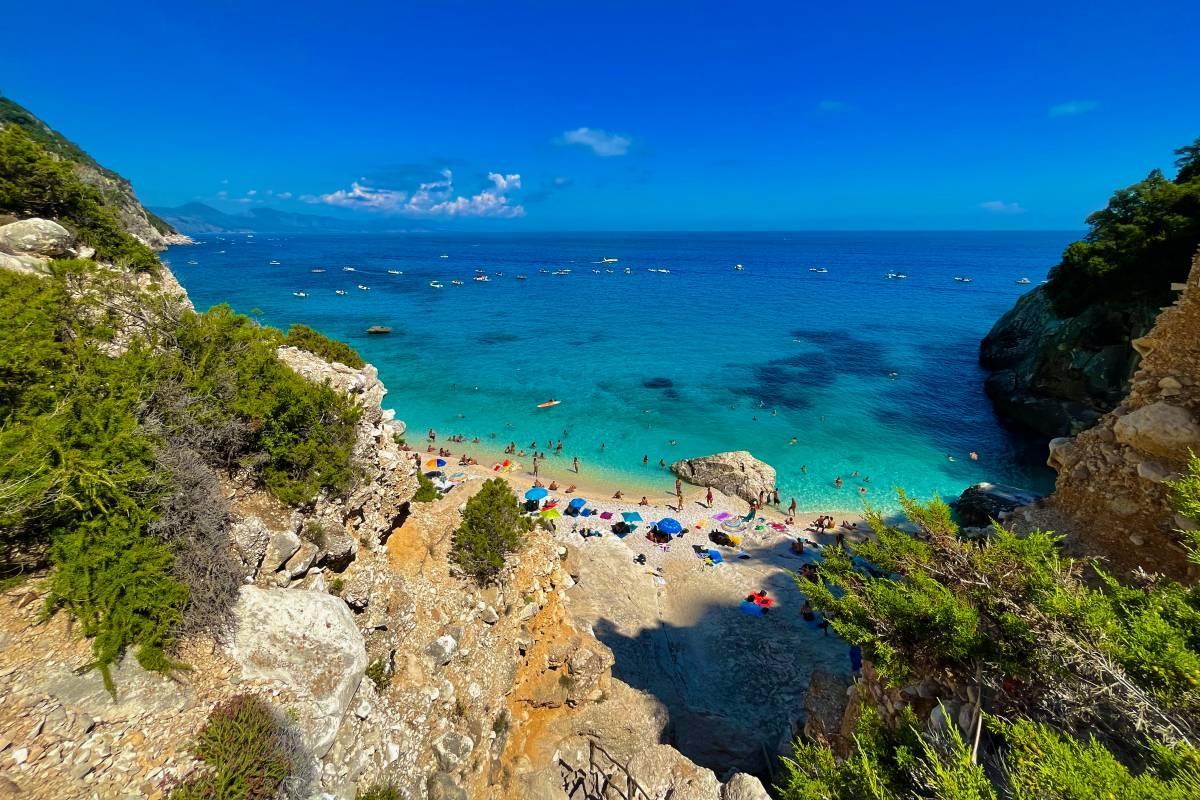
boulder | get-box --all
[722,773,772,800]
[229,515,270,575]
[0,251,52,276]
[427,634,458,665]
[433,730,475,770]
[317,529,357,572]
[951,482,1040,527]
[1113,402,1200,461]
[227,586,367,757]
[427,772,469,800]
[284,540,319,578]
[262,530,301,573]
[0,218,74,258]
[671,451,776,505]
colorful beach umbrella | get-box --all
[525,486,549,501]
[621,511,643,523]
[540,508,561,519]
[657,518,683,535]
[567,497,587,509]
[425,458,447,469]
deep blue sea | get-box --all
[167,231,1078,511]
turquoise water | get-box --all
[167,231,1076,511]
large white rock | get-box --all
[0,218,74,258]
[722,773,773,800]
[671,451,777,505]
[1113,402,1200,461]
[228,585,367,757]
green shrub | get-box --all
[0,125,158,270]
[329,577,345,594]
[170,695,299,800]
[284,323,365,369]
[450,478,531,582]
[356,783,402,800]
[366,658,389,691]
[413,471,440,503]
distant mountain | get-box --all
[154,202,374,234]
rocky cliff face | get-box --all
[1011,251,1200,581]
[979,283,1158,437]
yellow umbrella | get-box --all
[540,508,562,519]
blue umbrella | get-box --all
[621,511,643,523]
[525,487,549,501]
[567,497,587,509]
[657,518,683,535]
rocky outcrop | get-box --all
[0,217,89,276]
[1013,252,1200,580]
[951,482,1041,527]
[227,586,367,757]
[671,451,776,505]
[980,283,1156,437]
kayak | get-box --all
[537,400,561,409]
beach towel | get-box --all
[706,549,725,563]
[622,511,643,523]
[712,511,732,522]
[739,600,767,617]
[600,511,614,520]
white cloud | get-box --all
[276,191,293,200]
[245,189,257,196]
[979,200,1025,214]
[313,169,525,218]
[559,127,631,157]
[1048,100,1098,118]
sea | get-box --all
[167,230,1079,512]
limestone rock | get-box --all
[0,251,51,276]
[0,218,74,258]
[427,634,458,665]
[722,773,772,800]
[227,586,366,757]
[427,772,468,800]
[284,540,319,578]
[317,530,357,572]
[671,451,776,505]
[263,530,301,573]
[230,515,270,575]
[1113,402,1200,460]
[433,730,474,770]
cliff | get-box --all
[1011,251,1200,581]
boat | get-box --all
[539,268,549,274]
[624,267,632,274]
[515,274,527,280]
[366,326,392,335]
[269,260,281,265]
[357,284,370,291]
[886,272,907,279]
[954,276,973,283]
[335,289,348,296]
[439,254,449,259]
[537,399,562,409]
[605,269,614,274]
[342,266,356,272]
[600,257,619,263]
[592,269,601,274]
[1016,277,1031,285]
[450,279,464,286]
[292,291,307,298]
[809,267,828,274]
[474,274,490,282]
[311,268,326,273]
[186,260,198,265]
[387,269,402,275]
[430,281,445,289]
[495,272,504,277]
[734,263,744,271]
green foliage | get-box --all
[450,478,531,582]
[1044,136,1200,317]
[329,576,345,594]
[1166,451,1200,564]
[413,470,440,503]
[170,695,298,800]
[284,323,365,369]
[0,124,158,270]
[356,783,402,800]
[366,658,389,690]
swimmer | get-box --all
[969,451,979,461]
[789,437,798,445]
[835,476,843,488]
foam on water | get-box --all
[168,230,1077,511]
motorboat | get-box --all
[311,268,326,273]
[387,269,402,275]
[809,267,828,273]
[269,260,281,265]
[1016,277,1032,285]
[734,263,744,271]
[474,274,490,282]
[335,289,348,296]
[357,284,370,291]
[292,291,307,298]
[366,326,392,335]
[624,267,632,274]
[515,274,527,280]
[600,257,619,263]
[342,266,356,272]
[954,276,973,283]
[430,281,445,288]
[451,279,464,286]
[439,254,449,259]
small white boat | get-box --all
[269,260,281,265]
[387,269,402,275]
[474,274,490,282]
[624,267,632,274]
[342,266,356,272]
[592,269,601,274]
[311,268,326,273]
[431,281,445,289]
[1016,277,1031,285]
[293,291,307,298]
[451,279,464,286]
[515,274,527,280]
[495,272,504,277]
[335,289,348,296]
[605,268,614,274]
[885,272,907,279]
[809,267,828,273]
[601,257,619,263]
[539,268,549,274]
[439,254,449,259]
[734,263,744,271]
[954,276,973,283]
[186,260,198,265]
[357,284,370,291]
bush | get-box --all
[366,658,389,691]
[450,478,531,582]
[356,783,402,800]
[170,695,300,800]
[284,323,365,369]
[413,471,440,503]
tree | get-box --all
[450,478,531,582]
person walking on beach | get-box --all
[533,456,540,480]
[675,477,682,495]
[788,497,797,516]
[706,486,714,507]
[573,456,580,473]
[676,490,684,511]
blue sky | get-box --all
[4,0,1198,230]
